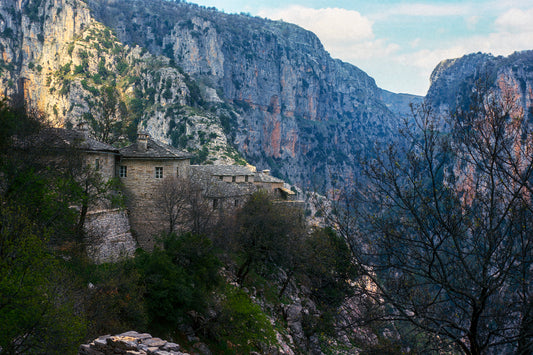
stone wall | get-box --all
[85,208,137,263]
[120,159,190,249]
[85,152,117,180]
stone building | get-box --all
[254,170,296,198]
[118,132,193,249]
[24,127,119,178]
[191,164,256,184]
[188,165,301,213]
[28,129,301,255]
[189,165,257,212]
[19,128,137,263]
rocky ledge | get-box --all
[79,331,189,355]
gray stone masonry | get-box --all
[85,208,137,263]
[120,159,190,250]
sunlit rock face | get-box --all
[0,0,93,124]
[2,0,413,191]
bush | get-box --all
[0,204,86,354]
[209,286,276,354]
[134,233,221,334]
[80,260,147,338]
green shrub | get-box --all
[67,43,75,56]
[0,204,86,354]
[79,260,147,338]
[134,233,221,335]
[210,286,276,354]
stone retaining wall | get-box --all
[85,208,137,263]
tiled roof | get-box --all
[20,128,119,154]
[120,137,193,160]
[189,165,254,176]
[204,180,257,198]
[254,172,285,183]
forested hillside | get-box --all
[0,102,370,354]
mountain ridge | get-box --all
[1,0,411,192]
[426,50,533,117]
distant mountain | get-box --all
[426,50,533,119]
[380,89,423,119]
[1,0,416,192]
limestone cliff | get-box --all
[85,0,402,191]
[0,0,242,164]
[1,0,413,191]
[426,50,533,117]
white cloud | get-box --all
[392,23,533,94]
[258,5,396,60]
[410,38,421,48]
[258,6,373,40]
[400,14,533,72]
[466,16,480,29]
[495,7,533,33]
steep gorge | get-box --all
[89,0,400,190]
[1,0,405,191]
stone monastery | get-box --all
[47,128,299,262]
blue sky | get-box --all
[191,0,533,95]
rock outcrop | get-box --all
[0,0,242,165]
[426,50,533,117]
[87,0,402,191]
[79,331,188,355]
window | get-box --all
[155,167,163,179]
[234,199,239,207]
[176,167,180,177]
[119,166,127,178]
[232,176,236,182]
[245,176,249,182]
[95,158,100,170]
[213,199,219,210]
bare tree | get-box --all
[154,171,216,236]
[155,176,193,235]
[328,84,533,354]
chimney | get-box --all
[76,121,90,138]
[137,132,149,151]
[262,169,270,175]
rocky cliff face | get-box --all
[426,50,533,117]
[85,0,402,190]
[0,0,92,116]
[0,0,242,164]
[1,0,413,191]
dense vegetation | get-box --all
[2,81,532,355]
[0,101,357,354]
